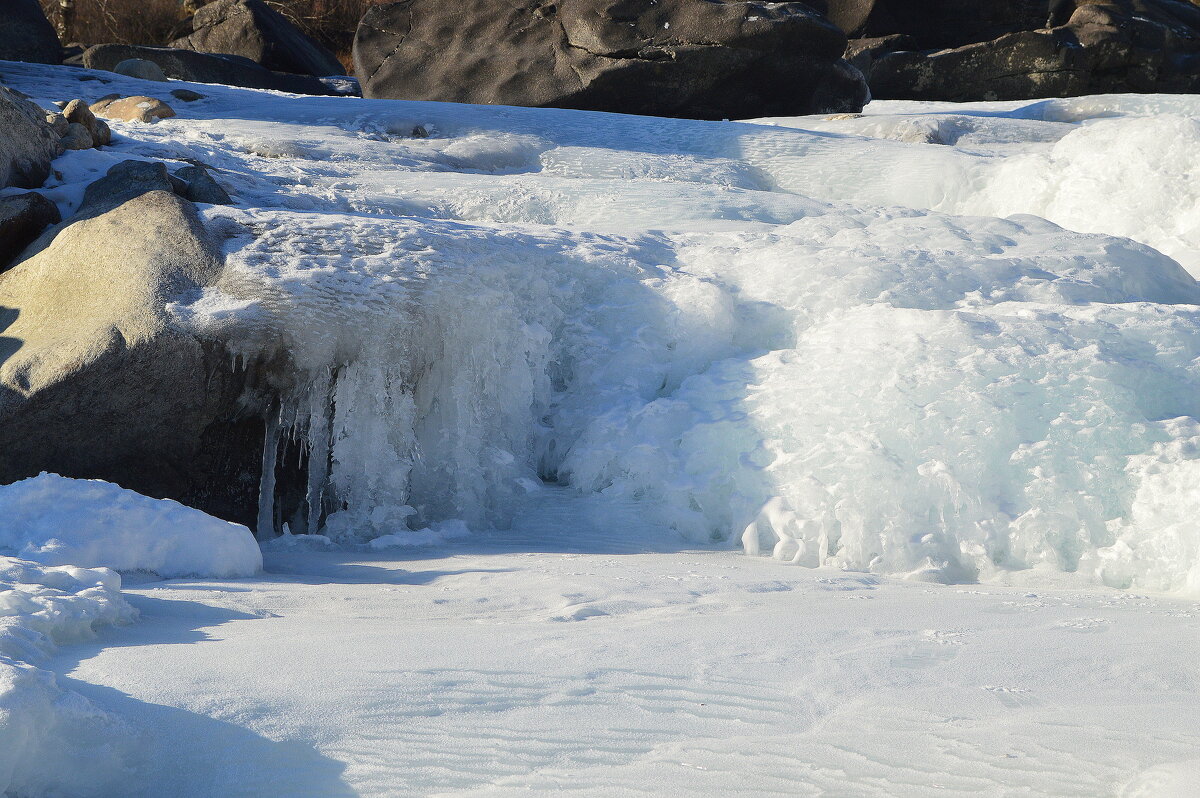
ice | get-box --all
[0,474,262,578]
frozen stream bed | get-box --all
[50,526,1200,797]
[3,59,1200,796]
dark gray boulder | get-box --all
[845,0,1200,100]
[0,86,60,189]
[0,193,59,273]
[82,44,340,95]
[175,165,233,205]
[0,0,62,65]
[354,0,869,119]
[827,0,1044,50]
[170,0,344,77]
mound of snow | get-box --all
[0,557,136,797]
[0,474,262,578]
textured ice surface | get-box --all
[6,65,1200,595]
[0,474,262,578]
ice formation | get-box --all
[5,62,1200,593]
[0,474,262,578]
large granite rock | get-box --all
[170,0,344,77]
[845,0,1200,100]
[353,0,869,119]
[0,86,60,189]
[0,0,62,65]
[0,188,266,526]
[82,44,339,96]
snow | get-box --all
[0,474,262,578]
[1,60,1200,795]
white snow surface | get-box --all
[0,474,262,578]
[1,61,1200,796]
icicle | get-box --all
[305,368,335,535]
[256,406,281,540]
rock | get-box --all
[62,98,99,134]
[0,190,266,526]
[90,96,177,123]
[0,193,60,273]
[170,0,344,77]
[0,0,62,65]
[170,88,206,102]
[848,0,1200,100]
[353,0,869,119]
[81,160,176,215]
[83,44,339,95]
[176,165,233,205]
[92,118,112,146]
[113,58,170,82]
[61,122,93,150]
[45,112,68,135]
[0,86,59,189]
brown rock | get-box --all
[90,96,177,123]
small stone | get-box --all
[90,96,177,123]
[62,98,100,136]
[45,112,68,135]
[113,58,169,82]
[61,122,94,150]
[92,118,112,146]
[170,89,206,102]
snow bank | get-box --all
[0,474,262,578]
[0,557,136,796]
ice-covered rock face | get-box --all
[8,63,1200,592]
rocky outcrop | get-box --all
[353,0,869,119]
[841,0,1200,100]
[82,44,340,96]
[0,86,59,189]
[0,194,59,273]
[170,0,345,77]
[0,0,62,65]
[0,185,265,525]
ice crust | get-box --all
[149,89,1200,593]
[0,474,262,578]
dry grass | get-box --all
[39,0,386,71]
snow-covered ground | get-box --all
[3,60,1200,795]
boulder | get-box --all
[0,189,265,526]
[61,122,93,149]
[82,44,339,96]
[170,0,345,77]
[175,164,233,205]
[91,95,177,123]
[353,0,869,119]
[81,160,177,215]
[848,0,1200,100]
[0,86,59,189]
[113,58,170,82]
[0,193,59,273]
[0,0,62,65]
[827,0,1044,50]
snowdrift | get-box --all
[0,474,262,578]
